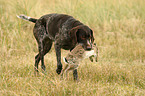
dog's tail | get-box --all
[17,14,37,23]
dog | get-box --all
[61,43,98,80]
[17,13,94,77]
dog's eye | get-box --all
[81,36,86,39]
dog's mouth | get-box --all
[85,39,92,50]
[86,45,92,50]
[78,41,92,51]
[82,45,92,51]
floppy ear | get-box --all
[90,29,95,43]
[69,27,79,44]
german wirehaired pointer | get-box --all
[61,43,98,80]
[17,13,94,76]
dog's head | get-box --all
[70,25,94,50]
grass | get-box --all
[0,0,145,95]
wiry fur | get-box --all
[61,43,98,81]
[17,13,94,77]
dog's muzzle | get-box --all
[86,40,92,50]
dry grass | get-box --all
[0,0,145,95]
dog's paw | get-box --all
[56,68,62,74]
[56,65,62,74]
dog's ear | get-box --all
[69,27,79,44]
[90,29,94,43]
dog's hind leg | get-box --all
[34,39,52,75]
[34,53,40,75]
[37,40,45,74]
[34,24,52,75]
[41,37,52,73]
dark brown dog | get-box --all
[17,13,94,80]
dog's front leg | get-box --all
[55,43,62,74]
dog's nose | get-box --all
[86,40,92,50]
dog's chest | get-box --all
[61,41,75,50]
[60,35,76,50]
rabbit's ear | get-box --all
[63,57,68,64]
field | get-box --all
[0,0,145,95]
